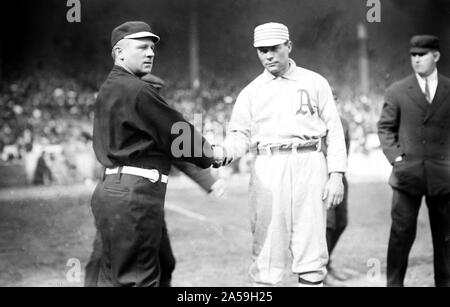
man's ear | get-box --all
[433,51,441,63]
[287,40,293,53]
[113,45,125,61]
[118,47,125,61]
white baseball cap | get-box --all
[253,22,289,47]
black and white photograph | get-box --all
[0,0,449,290]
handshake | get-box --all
[212,145,234,168]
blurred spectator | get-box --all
[33,151,53,185]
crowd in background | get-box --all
[0,70,384,183]
[0,72,95,159]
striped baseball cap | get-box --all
[253,22,289,47]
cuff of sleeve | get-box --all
[327,164,347,174]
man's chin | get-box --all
[267,67,280,76]
[142,64,153,72]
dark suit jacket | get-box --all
[377,73,450,195]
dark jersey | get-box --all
[93,65,213,174]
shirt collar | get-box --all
[261,58,297,82]
[281,59,297,80]
[416,68,438,83]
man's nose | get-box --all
[146,48,154,57]
[266,52,274,60]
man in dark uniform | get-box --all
[85,74,224,287]
[90,21,215,287]
[378,35,450,287]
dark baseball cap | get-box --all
[111,21,160,48]
[410,35,440,53]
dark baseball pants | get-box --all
[326,176,348,259]
[84,220,175,287]
[387,189,450,287]
[88,171,170,287]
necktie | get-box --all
[424,78,431,103]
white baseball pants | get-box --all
[248,151,329,285]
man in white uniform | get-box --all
[214,22,347,286]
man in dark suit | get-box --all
[378,35,450,287]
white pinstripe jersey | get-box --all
[223,59,347,173]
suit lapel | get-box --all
[424,74,450,123]
[405,75,429,111]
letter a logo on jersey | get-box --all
[296,89,315,116]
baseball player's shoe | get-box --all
[298,275,324,287]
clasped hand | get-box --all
[212,145,233,168]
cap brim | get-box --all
[254,38,287,48]
[124,31,160,43]
[410,47,432,53]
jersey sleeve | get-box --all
[172,160,216,192]
[317,77,348,173]
[222,86,252,159]
[133,84,214,169]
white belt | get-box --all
[105,166,168,184]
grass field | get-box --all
[0,172,435,287]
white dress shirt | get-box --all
[416,68,438,103]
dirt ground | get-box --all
[0,173,435,287]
